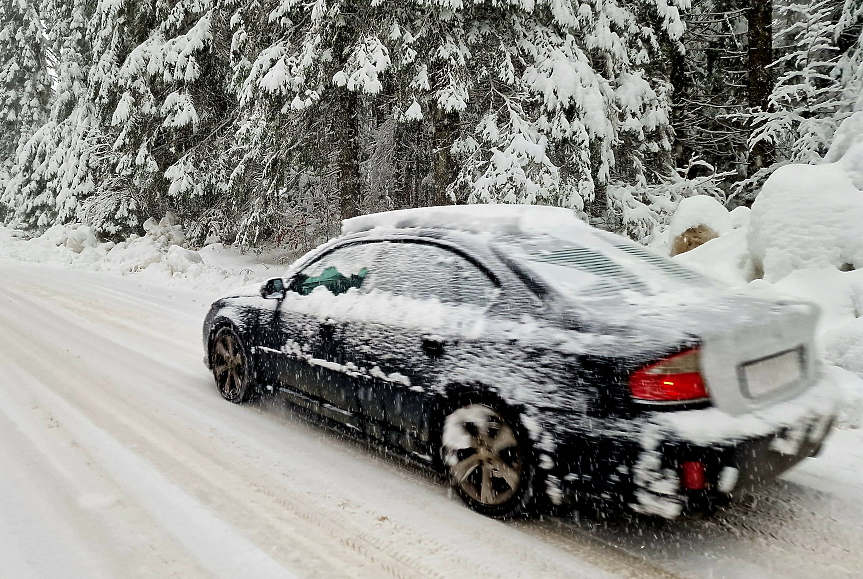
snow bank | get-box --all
[747,110,863,283]
[0,216,275,294]
[748,162,863,282]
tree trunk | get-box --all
[748,0,774,174]
[669,43,689,168]
[432,106,458,206]
[334,88,360,220]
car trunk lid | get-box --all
[696,296,819,416]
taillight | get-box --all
[629,349,710,403]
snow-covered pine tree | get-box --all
[750,0,852,164]
[0,0,51,215]
[442,0,688,239]
[0,0,714,248]
[742,0,862,172]
[672,0,750,177]
[835,0,863,111]
[234,0,688,243]
[1,0,100,230]
[92,0,239,239]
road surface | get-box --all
[1,259,861,579]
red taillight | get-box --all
[681,461,707,490]
[629,349,710,403]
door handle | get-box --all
[320,319,338,340]
[422,337,445,358]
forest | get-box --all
[1,0,861,253]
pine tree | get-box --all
[751,0,863,164]
[748,0,776,173]
[1,0,701,247]
[1,0,98,229]
[0,0,51,193]
[672,0,750,177]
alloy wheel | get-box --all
[212,330,247,401]
[442,404,524,507]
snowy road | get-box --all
[1,259,862,579]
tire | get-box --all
[441,402,536,519]
[209,326,255,404]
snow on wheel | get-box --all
[210,327,254,403]
[441,403,534,518]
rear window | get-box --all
[499,235,710,300]
[612,242,705,283]
[523,246,648,297]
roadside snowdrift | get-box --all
[0,215,276,294]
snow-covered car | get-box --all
[202,205,838,519]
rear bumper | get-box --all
[724,415,831,495]
[546,377,838,518]
[549,413,833,518]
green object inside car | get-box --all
[295,266,368,296]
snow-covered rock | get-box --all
[650,195,739,257]
[748,163,863,282]
[668,195,734,241]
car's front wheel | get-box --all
[210,326,255,403]
[441,403,536,518]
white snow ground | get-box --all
[1,229,862,578]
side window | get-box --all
[369,242,497,306]
[451,257,499,306]
[293,243,380,296]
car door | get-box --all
[337,240,500,453]
[264,242,381,422]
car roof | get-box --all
[342,205,597,242]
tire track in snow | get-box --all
[0,295,420,579]
[0,363,298,579]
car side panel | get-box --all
[339,318,437,448]
[268,297,359,416]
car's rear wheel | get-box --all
[210,327,254,403]
[441,403,535,518]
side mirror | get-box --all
[261,277,286,299]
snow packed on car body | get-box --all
[202,205,839,519]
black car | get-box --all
[202,206,837,519]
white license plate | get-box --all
[741,349,803,399]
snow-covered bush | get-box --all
[43,223,98,254]
[749,112,863,283]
